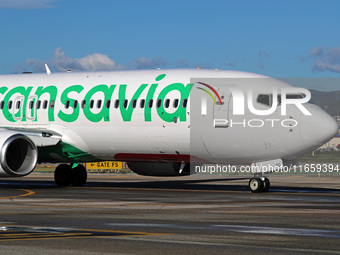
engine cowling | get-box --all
[0,131,38,177]
[127,162,191,176]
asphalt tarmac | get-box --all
[0,172,340,255]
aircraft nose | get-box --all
[300,104,338,149]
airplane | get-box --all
[0,68,337,192]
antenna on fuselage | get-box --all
[45,63,51,75]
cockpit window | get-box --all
[257,94,272,107]
[286,94,304,99]
[257,93,304,107]
[277,94,304,106]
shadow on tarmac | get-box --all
[0,176,339,194]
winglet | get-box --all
[45,63,51,75]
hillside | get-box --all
[309,90,340,117]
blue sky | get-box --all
[1,0,340,84]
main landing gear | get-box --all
[249,176,270,193]
[54,164,87,187]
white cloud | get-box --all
[308,47,324,58]
[24,48,124,72]
[0,0,61,9]
[327,47,340,65]
[21,48,179,73]
[25,59,45,72]
[309,46,340,73]
[312,59,340,73]
[52,47,124,72]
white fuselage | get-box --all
[0,69,337,166]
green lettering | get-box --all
[58,85,84,122]
[3,86,32,122]
[157,83,192,122]
[144,74,166,122]
[119,84,148,121]
[35,86,58,121]
[83,85,116,122]
[155,74,166,81]
[0,87,8,120]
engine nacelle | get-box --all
[127,162,191,176]
[0,131,38,177]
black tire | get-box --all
[249,177,263,193]
[54,164,72,186]
[71,164,87,187]
[262,178,270,192]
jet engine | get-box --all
[0,131,38,177]
[127,162,190,176]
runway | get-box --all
[0,173,340,255]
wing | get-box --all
[2,127,62,147]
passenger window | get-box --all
[148,99,153,108]
[73,100,78,108]
[43,100,48,109]
[106,100,111,109]
[81,100,86,109]
[50,100,55,109]
[132,99,137,108]
[29,101,34,109]
[114,99,119,108]
[156,99,162,108]
[0,101,4,110]
[97,100,102,109]
[173,99,179,108]
[182,99,188,108]
[37,100,41,109]
[123,100,128,109]
[165,99,170,108]
[8,101,12,110]
[89,100,94,109]
[65,100,70,109]
[140,99,145,108]
[16,101,21,109]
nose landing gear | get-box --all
[249,176,270,193]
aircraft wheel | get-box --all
[249,177,263,193]
[54,164,72,186]
[262,178,270,192]
[71,164,87,187]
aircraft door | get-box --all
[12,96,24,121]
[190,80,234,164]
[212,86,233,127]
[26,95,37,121]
